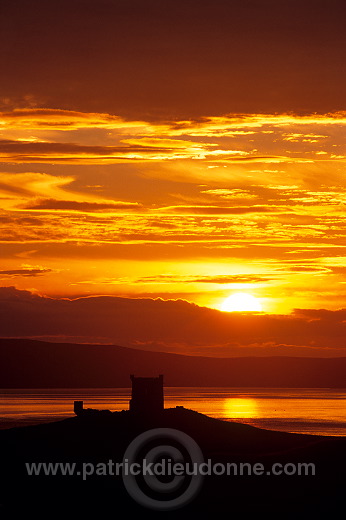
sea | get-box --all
[1,387,346,436]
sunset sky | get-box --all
[0,0,345,354]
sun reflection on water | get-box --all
[223,397,259,419]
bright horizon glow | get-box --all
[220,292,263,312]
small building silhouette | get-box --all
[129,374,164,414]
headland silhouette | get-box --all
[0,373,345,518]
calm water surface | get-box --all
[1,387,346,436]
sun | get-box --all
[220,292,262,312]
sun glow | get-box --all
[220,292,263,312]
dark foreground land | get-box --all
[0,408,344,519]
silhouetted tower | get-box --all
[74,400,84,416]
[129,374,164,414]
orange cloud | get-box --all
[0,172,140,212]
[24,199,141,212]
[0,109,147,130]
[0,110,345,166]
[0,267,52,278]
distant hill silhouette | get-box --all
[0,338,345,387]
